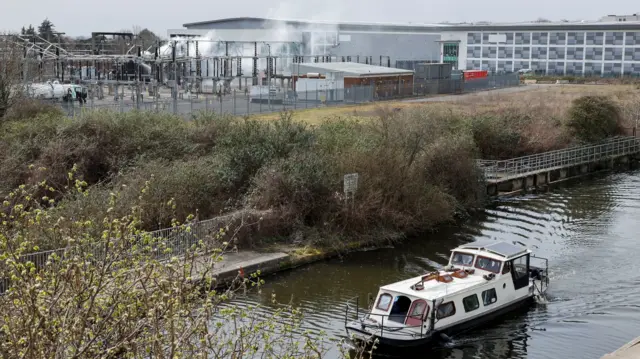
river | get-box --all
[235,170,640,359]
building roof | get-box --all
[297,62,413,77]
[183,16,443,31]
[183,17,640,33]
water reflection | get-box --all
[234,170,640,359]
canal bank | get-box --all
[212,154,640,289]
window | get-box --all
[513,256,528,279]
[451,252,474,266]
[406,300,429,326]
[502,261,511,274]
[376,293,392,311]
[462,294,480,312]
[475,255,502,274]
[482,288,498,306]
[436,301,456,319]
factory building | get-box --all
[169,15,640,76]
[169,17,442,65]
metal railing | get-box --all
[344,296,433,340]
[16,211,245,270]
[478,136,640,181]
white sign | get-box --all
[338,34,352,42]
[343,173,359,194]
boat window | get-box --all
[502,261,511,274]
[405,300,429,326]
[436,301,456,320]
[475,255,502,274]
[375,293,393,311]
[451,251,474,266]
[513,256,528,279]
[482,288,498,306]
[462,294,480,312]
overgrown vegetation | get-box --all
[1,87,637,251]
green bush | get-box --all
[468,116,522,159]
[566,95,622,142]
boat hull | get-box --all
[346,295,534,357]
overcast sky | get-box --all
[2,0,638,37]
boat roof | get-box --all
[453,240,530,260]
[380,271,488,301]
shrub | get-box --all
[247,151,338,228]
[0,175,339,358]
[55,156,232,231]
[566,95,622,142]
[1,98,63,121]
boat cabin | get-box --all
[367,241,536,329]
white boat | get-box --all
[344,241,549,353]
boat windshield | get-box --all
[451,251,474,266]
[475,256,502,273]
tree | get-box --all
[21,25,36,37]
[0,167,365,358]
[37,18,57,42]
[0,33,26,119]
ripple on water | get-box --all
[229,170,640,359]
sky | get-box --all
[2,0,639,38]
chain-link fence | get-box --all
[53,73,521,117]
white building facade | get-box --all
[438,22,640,76]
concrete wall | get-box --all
[329,32,441,63]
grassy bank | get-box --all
[1,84,638,252]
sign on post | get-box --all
[343,173,359,206]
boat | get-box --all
[344,240,549,354]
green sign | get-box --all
[443,56,458,62]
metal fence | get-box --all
[15,211,245,271]
[54,73,521,118]
[478,136,640,181]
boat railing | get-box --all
[530,254,550,295]
[344,296,432,339]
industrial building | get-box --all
[169,18,442,66]
[170,14,640,76]
[293,62,414,100]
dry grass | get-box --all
[251,84,640,127]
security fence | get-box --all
[54,73,521,117]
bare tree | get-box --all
[0,33,26,119]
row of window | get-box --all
[451,251,529,277]
[436,288,499,320]
[451,252,505,274]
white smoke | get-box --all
[151,2,346,79]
